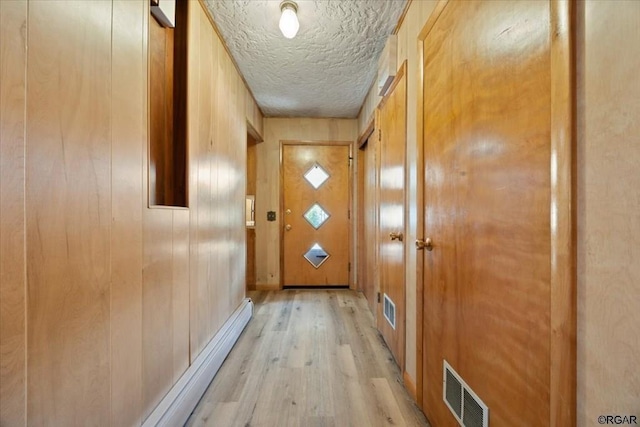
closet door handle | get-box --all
[389,232,403,241]
[416,237,433,251]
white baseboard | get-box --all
[142,298,253,427]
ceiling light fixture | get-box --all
[279,1,299,39]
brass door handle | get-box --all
[389,232,403,242]
[285,224,292,231]
[416,237,433,251]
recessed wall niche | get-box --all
[149,0,188,207]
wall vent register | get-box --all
[443,361,489,427]
[383,294,396,329]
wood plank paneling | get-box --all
[0,0,255,424]
[577,1,640,424]
[173,210,191,382]
[110,0,145,425]
[0,1,27,425]
[142,208,175,418]
[26,1,112,424]
[188,0,248,361]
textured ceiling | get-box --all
[203,0,407,118]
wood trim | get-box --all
[357,119,375,149]
[418,0,449,40]
[255,284,280,291]
[279,141,355,290]
[403,371,418,403]
[549,0,576,426]
[280,140,353,146]
[356,79,377,122]
[378,61,407,111]
[142,299,253,427]
[415,0,449,410]
[247,121,263,143]
[196,0,264,118]
[393,0,414,35]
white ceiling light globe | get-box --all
[279,2,299,39]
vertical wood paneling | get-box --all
[26,1,112,424]
[187,0,249,362]
[187,0,203,361]
[110,0,145,425]
[172,210,190,382]
[577,1,640,424]
[0,1,27,425]
[142,208,174,418]
[0,0,261,423]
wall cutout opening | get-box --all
[149,0,188,207]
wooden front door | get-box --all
[377,65,407,369]
[282,144,350,287]
[420,1,573,426]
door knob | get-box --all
[389,232,403,241]
[285,224,292,231]
[415,237,433,251]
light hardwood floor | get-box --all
[186,290,430,427]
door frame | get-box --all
[279,140,355,290]
[415,0,576,425]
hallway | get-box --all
[186,291,428,427]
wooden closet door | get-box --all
[420,1,573,426]
[377,66,407,369]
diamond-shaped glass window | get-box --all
[304,163,330,189]
[304,203,330,229]
[304,243,330,269]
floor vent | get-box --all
[443,361,489,427]
[383,294,396,330]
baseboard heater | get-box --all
[143,298,253,427]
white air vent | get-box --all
[443,361,489,427]
[383,294,396,330]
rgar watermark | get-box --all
[598,415,638,425]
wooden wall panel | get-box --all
[172,210,191,382]
[577,1,640,424]
[26,1,112,424]
[256,118,357,288]
[0,1,27,425]
[0,0,267,423]
[142,208,175,418]
[187,0,249,360]
[110,0,145,425]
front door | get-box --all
[282,144,350,287]
[377,65,407,369]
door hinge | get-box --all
[377,292,381,303]
[348,209,351,219]
[378,129,382,140]
[348,156,353,166]
[348,262,351,272]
